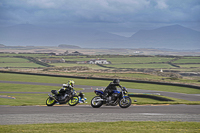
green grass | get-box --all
[173,58,200,63]
[184,56,200,59]
[37,71,200,86]
[0,83,56,92]
[0,83,83,106]
[52,72,160,79]
[129,95,200,105]
[63,57,94,62]
[1,54,200,75]
[104,63,175,69]
[169,68,200,72]
[61,56,175,64]
[1,83,200,106]
[0,73,200,94]
[0,72,200,106]
[0,121,200,133]
[0,93,47,106]
[0,53,49,58]
[0,63,44,67]
[0,57,29,63]
[0,83,56,106]
[106,57,175,64]
[51,63,106,69]
[178,64,200,68]
[0,56,45,68]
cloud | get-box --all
[155,0,168,9]
[0,0,200,31]
[27,0,57,8]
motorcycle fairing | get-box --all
[94,90,104,95]
[112,90,120,94]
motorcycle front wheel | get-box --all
[46,97,56,106]
[91,96,103,108]
[68,96,79,106]
[119,97,132,108]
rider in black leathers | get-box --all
[103,79,122,101]
[56,80,75,100]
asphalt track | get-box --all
[0,80,200,124]
[0,105,200,125]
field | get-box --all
[0,73,200,106]
[0,53,199,87]
[1,53,200,70]
[0,53,200,68]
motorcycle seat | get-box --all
[51,90,57,94]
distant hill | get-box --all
[0,24,125,48]
[128,25,200,49]
[0,44,5,47]
[0,24,199,50]
[58,44,81,49]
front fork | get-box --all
[122,93,125,102]
[122,92,127,102]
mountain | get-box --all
[128,25,200,49]
[0,24,126,48]
[58,44,81,49]
[0,24,199,50]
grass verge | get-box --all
[0,121,200,133]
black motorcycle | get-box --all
[46,89,80,106]
[91,87,132,108]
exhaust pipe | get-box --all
[94,98,104,102]
[48,94,59,103]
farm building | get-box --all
[61,51,83,56]
[88,59,110,64]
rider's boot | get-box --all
[102,92,108,101]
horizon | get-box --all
[1,23,199,38]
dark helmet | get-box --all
[113,79,120,84]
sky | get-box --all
[0,0,200,37]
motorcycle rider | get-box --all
[103,79,122,102]
[78,91,87,103]
[56,80,75,100]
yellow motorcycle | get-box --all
[46,89,79,106]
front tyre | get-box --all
[119,97,132,108]
[91,96,103,108]
[46,97,56,106]
[68,96,79,106]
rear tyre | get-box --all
[68,96,79,106]
[91,96,103,108]
[46,97,56,106]
[119,97,132,108]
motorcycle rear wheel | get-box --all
[68,96,79,106]
[46,97,56,106]
[119,97,132,108]
[91,96,103,108]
